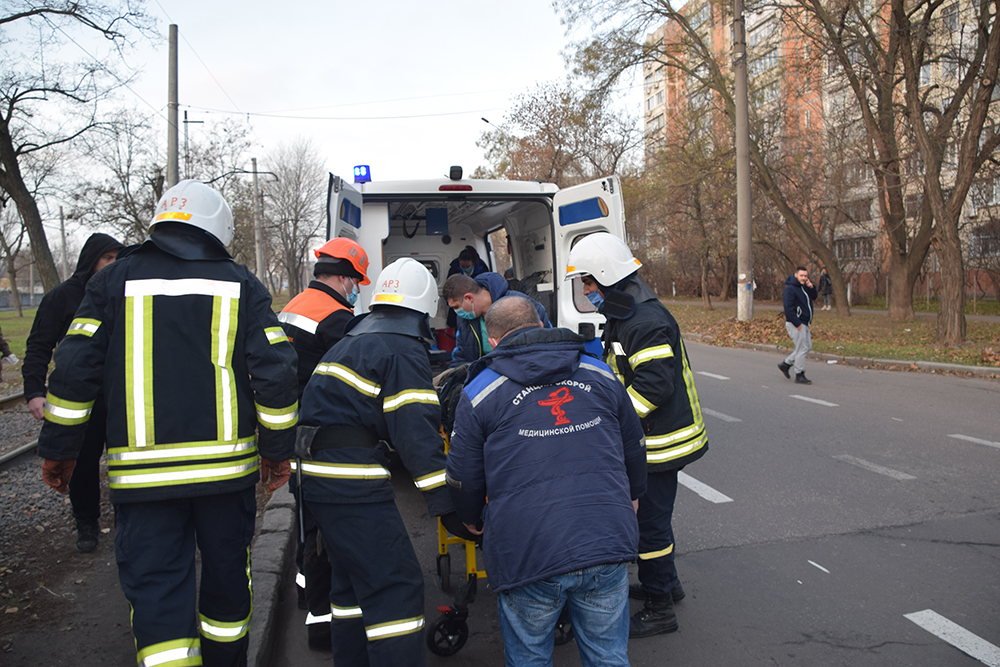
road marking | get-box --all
[702,408,742,423]
[833,454,917,480]
[904,609,1000,667]
[678,472,733,504]
[808,560,830,573]
[697,371,730,380]
[790,394,839,407]
[948,434,1000,451]
[892,417,904,422]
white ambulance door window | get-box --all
[326,174,363,241]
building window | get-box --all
[749,19,777,48]
[920,62,933,86]
[691,3,711,29]
[972,224,1000,257]
[834,236,875,260]
[943,4,959,31]
[749,49,779,78]
[645,73,654,91]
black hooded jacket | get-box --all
[22,233,124,401]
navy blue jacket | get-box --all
[783,275,818,327]
[447,327,646,592]
[298,308,453,516]
[450,272,551,367]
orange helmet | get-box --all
[314,238,370,285]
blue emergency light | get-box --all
[353,165,372,183]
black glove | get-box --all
[440,512,479,542]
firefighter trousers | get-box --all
[305,498,426,667]
[636,470,680,597]
[68,400,107,525]
[114,487,256,667]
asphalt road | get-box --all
[271,341,1000,666]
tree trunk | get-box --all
[5,256,22,318]
[10,188,60,293]
[935,228,966,345]
[886,257,917,321]
[700,256,712,311]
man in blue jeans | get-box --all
[447,296,647,666]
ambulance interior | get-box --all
[380,196,571,334]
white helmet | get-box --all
[370,258,439,316]
[565,232,642,286]
[151,180,234,247]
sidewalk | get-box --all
[663,298,1000,323]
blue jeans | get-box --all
[497,562,630,667]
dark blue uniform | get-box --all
[297,307,452,667]
[38,223,299,667]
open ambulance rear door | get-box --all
[326,174,389,310]
[552,175,627,355]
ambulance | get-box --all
[326,166,627,357]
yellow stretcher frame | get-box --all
[436,425,485,591]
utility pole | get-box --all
[59,206,68,280]
[167,24,179,188]
[734,0,753,321]
[183,110,204,179]
[252,158,265,281]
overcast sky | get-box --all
[119,0,599,182]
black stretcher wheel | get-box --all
[436,552,451,592]
[427,613,469,656]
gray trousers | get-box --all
[784,322,812,373]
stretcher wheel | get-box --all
[436,553,451,592]
[427,613,468,656]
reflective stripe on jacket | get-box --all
[279,280,354,397]
[297,309,452,515]
[602,276,708,472]
[38,232,299,503]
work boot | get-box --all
[629,595,678,638]
[795,372,812,385]
[629,582,685,603]
[778,362,791,379]
[307,622,332,652]
[76,520,99,554]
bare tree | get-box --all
[70,109,163,243]
[0,1,152,291]
[475,82,642,186]
[555,0,854,315]
[0,202,28,315]
[262,138,325,296]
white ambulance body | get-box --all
[326,167,627,355]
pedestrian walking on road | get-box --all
[566,232,708,639]
[447,295,647,666]
[778,267,818,385]
[37,180,300,667]
[818,267,833,311]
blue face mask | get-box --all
[587,291,604,309]
[455,307,477,320]
[460,264,473,275]
[347,284,359,307]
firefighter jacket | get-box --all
[601,275,708,473]
[447,326,646,592]
[22,233,123,401]
[278,280,354,397]
[450,272,551,367]
[37,223,300,504]
[296,307,453,516]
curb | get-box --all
[248,484,296,667]
[685,334,1000,378]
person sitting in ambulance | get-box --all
[445,247,490,329]
[442,272,550,368]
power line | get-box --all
[182,105,505,121]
